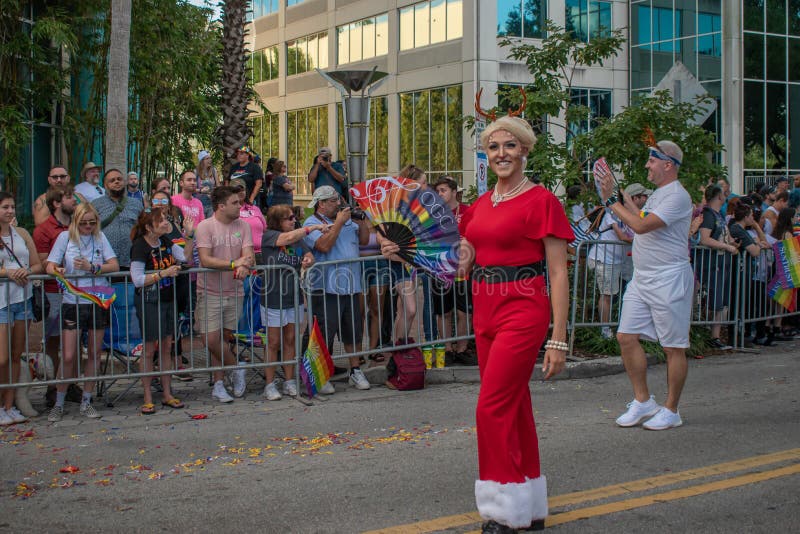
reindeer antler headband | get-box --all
[475,87,527,121]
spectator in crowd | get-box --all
[587,207,629,339]
[92,169,144,271]
[74,162,105,202]
[793,174,800,189]
[263,157,278,208]
[307,147,346,197]
[260,205,325,400]
[718,177,736,217]
[195,186,254,402]
[151,176,172,197]
[762,190,788,236]
[196,150,218,218]
[696,185,739,350]
[126,172,144,202]
[759,185,776,213]
[231,177,267,265]
[33,165,85,225]
[360,225,392,364]
[433,176,474,363]
[172,170,205,224]
[566,184,587,225]
[33,186,83,408]
[789,188,800,210]
[227,146,264,207]
[0,192,44,425]
[303,185,371,391]
[291,205,304,229]
[775,176,790,194]
[130,210,191,414]
[270,160,295,207]
[599,140,693,431]
[619,183,651,287]
[46,203,119,421]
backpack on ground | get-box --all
[385,341,426,391]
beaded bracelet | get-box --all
[544,340,569,352]
[92,264,101,275]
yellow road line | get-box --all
[363,448,800,534]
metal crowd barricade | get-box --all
[1,266,302,401]
[303,255,475,363]
[688,245,742,347]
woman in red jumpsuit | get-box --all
[459,116,573,533]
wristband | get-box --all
[604,196,618,208]
[305,227,310,236]
[231,261,236,270]
[92,264,101,275]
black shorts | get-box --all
[309,292,363,347]
[431,279,473,316]
[62,303,110,331]
[135,298,175,342]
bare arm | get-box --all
[542,236,568,380]
[698,228,738,253]
[275,225,327,247]
[198,247,253,270]
[248,179,263,204]
[33,195,49,226]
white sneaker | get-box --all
[212,380,234,403]
[80,402,102,419]
[48,405,64,422]
[615,395,661,427]
[643,407,683,430]
[232,369,246,398]
[0,408,13,426]
[263,381,282,401]
[319,381,335,395]
[282,379,298,397]
[6,406,27,424]
[349,369,370,390]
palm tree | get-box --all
[217,0,252,175]
[105,0,132,174]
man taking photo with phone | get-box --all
[307,147,346,197]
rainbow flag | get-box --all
[53,272,116,310]
[773,236,800,289]
[767,275,797,312]
[299,317,335,397]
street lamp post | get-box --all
[315,67,388,191]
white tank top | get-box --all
[0,227,31,309]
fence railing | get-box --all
[1,244,798,396]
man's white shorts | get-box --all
[618,265,693,348]
[265,307,302,328]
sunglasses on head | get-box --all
[79,220,97,227]
[151,198,169,206]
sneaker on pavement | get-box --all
[349,368,370,390]
[232,368,246,398]
[263,381,282,401]
[282,379,298,397]
[0,408,13,426]
[6,406,27,424]
[319,381,335,395]
[709,338,731,350]
[79,402,102,419]
[47,405,64,422]
[615,395,661,427]
[642,407,683,430]
[212,380,234,403]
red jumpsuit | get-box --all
[460,186,574,529]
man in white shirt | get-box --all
[74,162,105,202]
[598,140,693,431]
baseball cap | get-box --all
[237,145,251,154]
[319,147,332,155]
[624,183,653,197]
[308,185,339,208]
[230,177,247,191]
[81,161,101,178]
[776,176,789,184]
[198,149,211,162]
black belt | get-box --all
[472,261,545,284]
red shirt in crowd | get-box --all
[33,215,69,293]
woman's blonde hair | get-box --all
[69,203,102,244]
[398,164,426,182]
[479,116,537,154]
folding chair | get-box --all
[97,282,144,406]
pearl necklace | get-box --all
[491,177,529,207]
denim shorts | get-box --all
[0,298,34,324]
[362,258,393,287]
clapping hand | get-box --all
[182,215,195,236]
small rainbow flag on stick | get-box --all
[773,236,800,289]
[299,317,335,397]
[53,272,116,310]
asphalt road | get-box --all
[0,349,797,533]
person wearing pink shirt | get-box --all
[231,177,266,265]
[171,170,205,224]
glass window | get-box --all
[767,36,786,82]
[791,0,800,36]
[744,32,764,79]
[767,82,787,169]
[400,7,415,50]
[767,0,786,35]
[744,81,766,169]
[318,32,328,69]
[631,46,652,89]
[497,0,545,39]
[447,0,463,40]
[743,0,765,32]
[635,5,651,45]
[789,85,800,168]
[338,14,389,65]
[431,0,447,44]
[350,21,363,63]
[789,37,800,82]
[288,32,327,75]
[363,19,376,59]
[376,14,389,56]
[307,34,318,70]
[338,25,350,65]
[287,105,328,196]
[566,0,611,42]
[287,0,308,6]
[415,2,430,48]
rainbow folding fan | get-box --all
[350,176,460,283]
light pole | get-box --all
[315,67,388,191]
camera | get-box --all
[320,154,330,162]
[338,200,367,221]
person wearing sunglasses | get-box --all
[45,203,119,421]
[598,140,693,432]
[260,205,326,400]
[33,165,86,226]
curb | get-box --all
[361,353,661,385]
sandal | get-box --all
[367,353,387,363]
[161,398,185,409]
[140,403,156,415]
